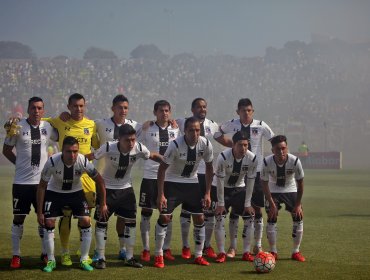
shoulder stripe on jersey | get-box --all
[294,157,299,166]
[106,142,109,152]
[259,121,263,125]
[50,157,55,167]
[253,155,257,162]
[263,158,268,166]
[221,152,226,161]
[206,138,209,146]
[211,120,214,123]
[84,156,88,167]
[138,142,142,151]
[173,140,178,148]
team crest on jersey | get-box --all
[130,156,137,163]
[205,127,211,134]
[75,170,82,175]
[65,126,70,131]
[252,128,259,136]
[41,128,47,135]
[242,165,248,171]
[84,128,90,135]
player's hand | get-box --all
[37,213,45,226]
[99,204,109,221]
[142,120,154,131]
[4,117,21,137]
[157,195,167,212]
[203,193,211,209]
[244,206,255,217]
[215,205,226,216]
[59,111,71,122]
[267,202,278,220]
[292,204,303,220]
[169,119,178,129]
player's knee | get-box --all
[229,212,239,220]
[96,222,107,229]
[254,212,263,220]
[141,209,153,217]
[159,215,171,224]
[45,219,56,228]
[13,215,26,225]
[78,217,91,228]
[267,218,277,223]
[192,214,204,225]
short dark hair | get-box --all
[62,136,79,149]
[119,124,136,137]
[112,94,129,106]
[68,93,85,105]
[237,98,253,109]
[184,116,200,130]
[271,135,287,147]
[28,96,44,110]
[232,131,249,143]
[191,97,206,109]
[154,100,171,111]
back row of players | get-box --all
[2,94,305,272]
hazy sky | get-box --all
[1,0,370,58]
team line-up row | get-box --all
[3,94,306,272]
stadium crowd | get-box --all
[1,38,369,156]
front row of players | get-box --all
[3,97,306,272]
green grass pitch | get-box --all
[0,166,369,280]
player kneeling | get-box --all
[37,136,108,272]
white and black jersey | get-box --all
[94,141,150,189]
[163,135,213,183]
[212,148,258,188]
[217,118,274,172]
[4,119,58,184]
[261,153,304,193]
[177,117,220,174]
[95,118,142,172]
[41,153,98,193]
[139,123,179,179]
[95,118,142,143]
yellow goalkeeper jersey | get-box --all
[44,116,99,154]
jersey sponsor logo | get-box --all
[158,141,169,147]
[84,128,90,135]
[117,166,128,171]
[63,179,73,184]
[55,170,62,174]
[185,160,196,165]
[230,172,240,177]
[75,137,88,144]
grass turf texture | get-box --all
[0,166,369,280]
